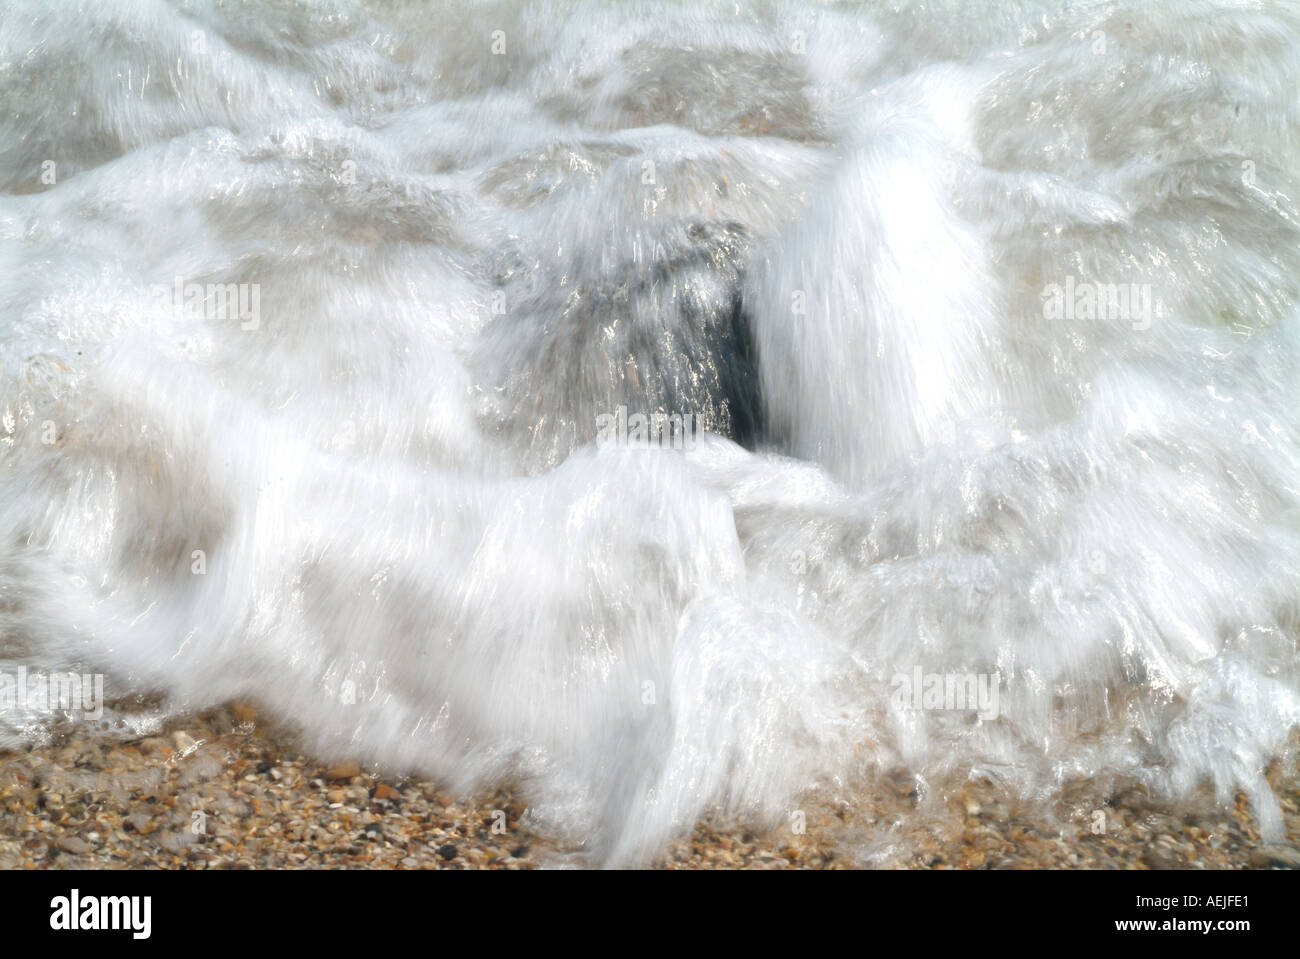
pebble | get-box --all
[1140,850,1184,870]
[2,708,1297,871]
[57,836,91,854]
[231,703,257,724]
[325,761,361,781]
[1249,846,1300,869]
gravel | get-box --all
[1,706,1297,870]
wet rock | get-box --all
[58,836,91,855]
[1140,850,1185,870]
[325,762,360,781]
[1249,846,1300,869]
[231,703,257,724]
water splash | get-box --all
[2,0,1299,864]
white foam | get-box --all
[2,0,1299,864]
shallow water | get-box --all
[2,0,1299,865]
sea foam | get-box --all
[2,0,1299,864]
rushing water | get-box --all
[2,0,1300,865]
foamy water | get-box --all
[2,0,1300,865]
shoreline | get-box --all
[2,707,1297,870]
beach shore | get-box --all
[2,706,1297,870]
